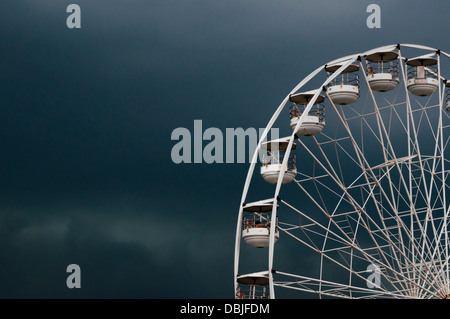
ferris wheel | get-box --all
[234,44,450,299]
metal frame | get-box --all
[234,44,450,299]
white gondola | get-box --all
[241,200,279,248]
[446,81,450,112]
[289,90,325,136]
[365,51,400,92]
[260,137,296,184]
[406,56,439,96]
[236,271,269,299]
[325,63,360,105]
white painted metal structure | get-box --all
[289,90,326,136]
[260,137,297,184]
[234,44,450,299]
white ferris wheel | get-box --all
[234,44,450,299]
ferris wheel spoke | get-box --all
[426,205,450,288]
[297,131,443,292]
[273,271,426,299]
[324,91,427,281]
[386,53,444,285]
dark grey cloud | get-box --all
[0,0,448,298]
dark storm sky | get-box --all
[0,0,448,298]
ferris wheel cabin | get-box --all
[241,200,279,248]
[365,51,400,92]
[325,63,360,105]
[289,90,325,136]
[406,56,439,96]
[260,138,296,184]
